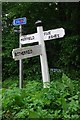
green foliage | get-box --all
[0,89,2,119]
[58,35,80,80]
[2,74,80,119]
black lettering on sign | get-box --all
[48,35,53,39]
[21,36,34,41]
[20,49,33,55]
[21,37,26,41]
[21,51,26,55]
[57,34,59,38]
[44,31,51,36]
[31,36,34,40]
[15,49,33,57]
[48,34,59,39]
[27,49,33,54]
[28,37,30,40]
[54,34,59,38]
[15,52,21,56]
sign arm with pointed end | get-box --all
[44,28,65,41]
[20,28,65,45]
[12,45,42,60]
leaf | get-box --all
[29,111,39,118]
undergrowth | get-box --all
[2,73,80,119]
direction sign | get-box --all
[13,17,26,25]
[20,33,38,44]
[12,45,42,60]
[12,19,66,89]
[20,28,65,44]
[44,28,65,41]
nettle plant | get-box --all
[2,74,80,119]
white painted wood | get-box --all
[44,28,65,41]
[12,45,42,60]
[20,33,38,44]
[36,24,50,88]
[20,28,65,45]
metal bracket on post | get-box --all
[19,25,23,89]
[35,20,50,88]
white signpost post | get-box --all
[12,19,65,88]
[35,21,50,88]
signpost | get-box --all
[12,45,42,60]
[20,28,65,45]
[13,17,26,25]
[12,19,65,88]
[20,33,38,44]
[44,28,65,41]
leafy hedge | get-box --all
[2,74,80,119]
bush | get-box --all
[2,74,80,119]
